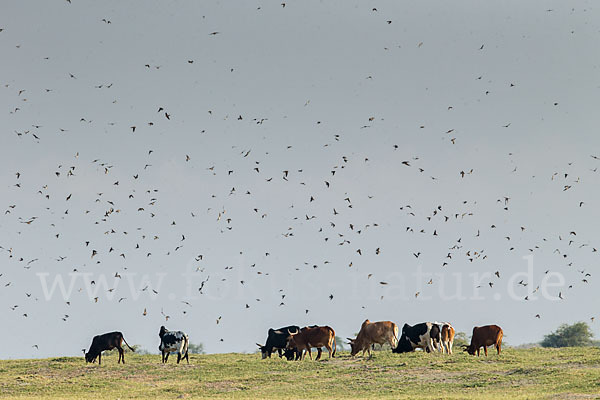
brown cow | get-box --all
[440,323,455,354]
[348,320,398,358]
[463,325,503,356]
[286,326,336,360]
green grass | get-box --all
[1,348,599,399]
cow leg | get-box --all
[307,348,312,360]
[177,352,182,364]
[98,353,101,365]
[484,346,488,357]
[185,351,189,364]
[426,338,434,353]
[325,344,333,359]
[496,342,501,355]
[118,347,124,363]
[277,349,283,358]
[476,348,480,357]
[315,348,323,361]
[165,352,170,363]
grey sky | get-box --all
[1,0,599,359]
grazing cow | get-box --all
[257,325,300,359]
[286,326,336,360]
[159,325,189,364]
[463,325,503,356]
[440,323,455,354]
[348,320,398,358]
[392,322,441,353]
[84,331,134,365]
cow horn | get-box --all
[288,327,298,335]
[256,343,262,348]
[346,337,355,342]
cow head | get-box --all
[347,337,360,356]
[286,330,299,350]
[159,326,168,339]
[256,343,270,359]
[84,349,96,363]
[392,335,414,353]
[462,344,476,355]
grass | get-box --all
[0,348,599,399]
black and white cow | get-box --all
[257,325,300,359]
[392,322,441,353]
[158,325,189,364]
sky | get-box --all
[1,0,599,359]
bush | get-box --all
[452,332,469,349]
[188,343,204,354]
[540,322,594,348]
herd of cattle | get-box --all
[84,321,503,365]
[257,320,503,361]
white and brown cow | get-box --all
[348,320,398,358]
[158,325,189,364]
[440,323,455,354]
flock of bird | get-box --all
[0,2,597,356]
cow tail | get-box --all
[332,334,337,357]
[122,336,135,352]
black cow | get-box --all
[392,322,441,353]
[84,331,134,365]
[159,325,189,364]
[257,325,300,359]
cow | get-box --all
[256,325,300,359]
[392,322,441,354]
[84,331,134,365]
[440,323,455,354]
[430,322,456,354]
[463,325,503,356]
[347,320,398,358]
[286,325,336,360]
[159,325,189,364]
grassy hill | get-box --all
[0,348,599,399]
